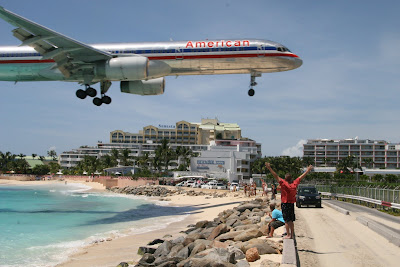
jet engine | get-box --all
[97,56,171,81]
[120,77,165,95]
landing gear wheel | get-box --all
[248,88,255,96]
[86,87,97,97]
[102,95,112,105]
[76,89,87,99]
[93,97,103,106]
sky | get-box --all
[1,0,400,158]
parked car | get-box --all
[229,182,240,191]
[186,180,196,187]
[175,182,185,187]
[296,186,321,208]
[201,182,218,189]
[216,183,227,190]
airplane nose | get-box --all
[293,56,303,69]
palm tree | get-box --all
[156,139,174,172]
[47,150,57,161]
[175,146,195,171]
[120,149,132,166]
[18,153,26,159]
[0,151,16,171]
[336,156,359,174]
[110,149,120,166]
[31,153,37,160]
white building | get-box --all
[304,138,400,169]
[190,140,261,182]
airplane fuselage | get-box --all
[0,39,302,82]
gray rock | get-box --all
[233,229,263,242]
[154,240,173,258]
[233,224,258,232]
[248,216,261,224]
[190,242,207,256]
[138,253,155,265]
[215,231,244,242]
[176,245,190,259]
[207,224,228,240]
[235,203,262,213]
[225,219,238,227]
[201,227,216,239]
[167,244,184,258]
[138,246,157,255]
[235,259,250,267]
[195,220,209,228]
[171,236,185,245]
[240,239,277,255]
[228,246,246,260]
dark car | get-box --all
[296,186,321,208]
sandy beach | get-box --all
[1,178,283,267]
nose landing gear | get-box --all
[248,72,261,97]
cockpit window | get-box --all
[277,46,291,52]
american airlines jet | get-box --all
[0,6,302,106]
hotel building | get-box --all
[110,118,241,145]
[59,118,261,182]
[303,138,400,169]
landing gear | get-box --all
[248,72,261,97]
[75,81,112,106]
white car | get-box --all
[216,183,227,190]
[229,182,240,191]
[186,180,196,187]
[175,182,185,187]
[201,182,218,189]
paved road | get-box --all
[295,202,400,267]
[323,199,400,234]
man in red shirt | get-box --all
[265,162,313,239]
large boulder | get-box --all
[207,224,228,240]
[154,240,173,258]
[167,244,184,258]
[235,203,262,213]
[138,253,155,265]
[233,229,263,242]
[215,231,244,242]
[240,239,277,255]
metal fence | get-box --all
[316,185,400,204]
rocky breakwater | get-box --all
[131,198,282,267]
[109,185,229,199]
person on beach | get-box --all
[266,203,285,238]
[271,184,276,200]
[265,162,313,239]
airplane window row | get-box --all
[0,53,41,57]
[108,46,276,55]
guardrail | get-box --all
[319,191,400,210]
[316,185,400,204]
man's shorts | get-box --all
[281,203,295,222]
[270,220,285,229]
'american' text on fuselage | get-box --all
[186,40,250,48]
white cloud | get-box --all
[281,140,306,157]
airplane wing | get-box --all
[0,6,112,81]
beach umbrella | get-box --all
[115,172,121,175]
[83,171,88,175]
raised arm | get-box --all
[298,165,314,182]
[265,162,281,183]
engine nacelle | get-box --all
[103,56,149,80]
[120,78,165,96]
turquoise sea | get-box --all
[0,183,189,267]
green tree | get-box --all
[175,146,194,171]
[31,153,37,160]
[362,158,374,168]
[336,156,359,174]
[48,162,61,174]
[0,151,16,172]
[110,149,120,166]
[18,153,26,159]
[155,139,174,172]
[47,150,57,161]
[32,164,50,175]
[120,149,132,166]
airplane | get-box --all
[0,6,302,106]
